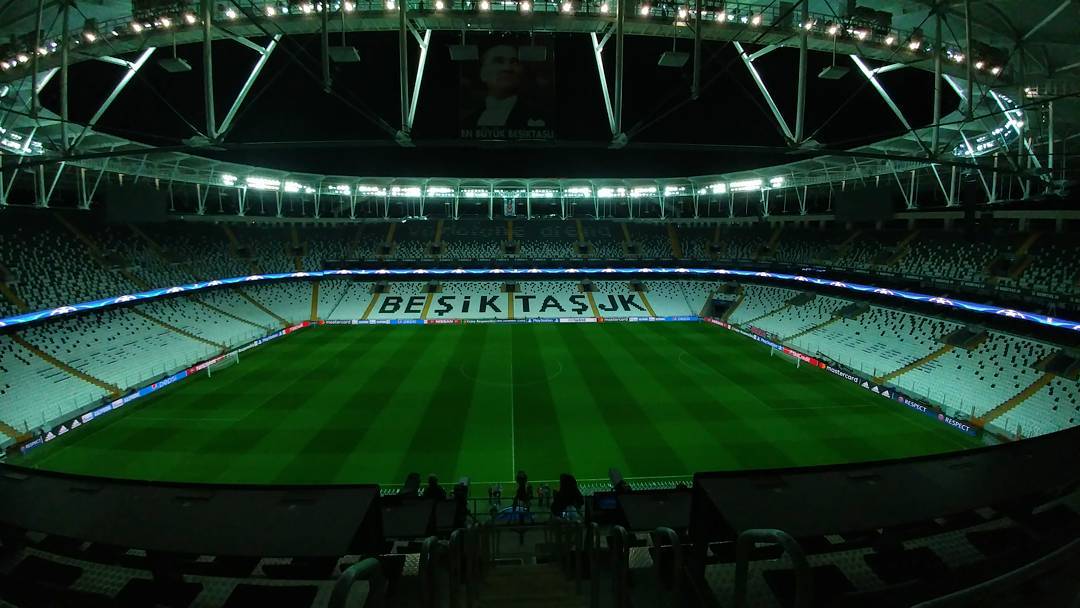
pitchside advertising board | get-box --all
[703,318,977,436]
[459,34,556,141]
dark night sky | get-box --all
[41,28,958,178]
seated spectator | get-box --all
[551,473,584,518]
[425,474,447,500]
[513,470,533,509]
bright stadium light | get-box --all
[990,66,1001,75]
[750,14,761,25]
[715,10,726,21]
[729,178,763,192]
[246,176,281,191]
[908,39,921,51]
[677,6,687,19]
[221,174,238,186]
[344,1,355,10]
[769,176,785,188]
[520,0,531,12]
[225,7,238,18]
[183,12,197,24]
[827,24,839,35]
[83,31,97,42]
[639,4,650,16]
[159,17,172,27]
[435,0,445,10]
[16,53,29,63]
[599,2,608,12]
[301,2,314,13]
[265,6,276,16]
[974,60,985,70]
[561,1,573,13]
[884,35,895,45]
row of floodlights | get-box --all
[0,2,1004,78]
[220,174,784,195]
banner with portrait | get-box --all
[458,35,556,141]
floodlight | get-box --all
[561,1,572,13]
[225,7,238,18]
[160,17,172,27]
[639,4,650,16]
[818,65,849,79]
[479,0,490,9]
[435,0,445,9]
[750,14,761,25]
[159,56,193,72]
[328,46,361,62]
[599,2,608,12]
[183,13,197,24]
[520,0,531,12]
[657,51,689,68]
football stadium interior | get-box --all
[2,0,1080,606]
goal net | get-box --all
[206,351,239,378]
[770,347,802,369]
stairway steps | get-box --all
[11,335,122,396]
[875,343,954,384]
[978,372,1056,427]
[238,290,290,327]
[131,309,226,351]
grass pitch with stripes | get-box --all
[19,323,979,487]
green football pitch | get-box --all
[19,322,980,488]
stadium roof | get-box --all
[0,0,1076,206]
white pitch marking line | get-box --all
[509,327,516,480]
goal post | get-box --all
[206,351,239,378]
[770,347,801,369]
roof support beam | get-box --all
[73,48,156,150]
[29,0,43,119]
[60,0,70,153]
[397,0,409,142]
[405,30,432,134]
[590,29,617,137]
[1022,0,1072,42]
[851,55,930,156]
[964,0,974,118]
[202,0,217,140]
[931,8,943,156]
[218,35,281,141]
[794,0,809,144]
[612,0,627,148]
[691,0,702,100]
[321,0,331,90]
[734,42,794,143]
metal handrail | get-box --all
[611,525,630,608]
[733,528,811,608]
[419,535,444,608]
[329,558,385,608]
[588,522,601,608]
[448,529,464,608]
[651,526,683,601]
